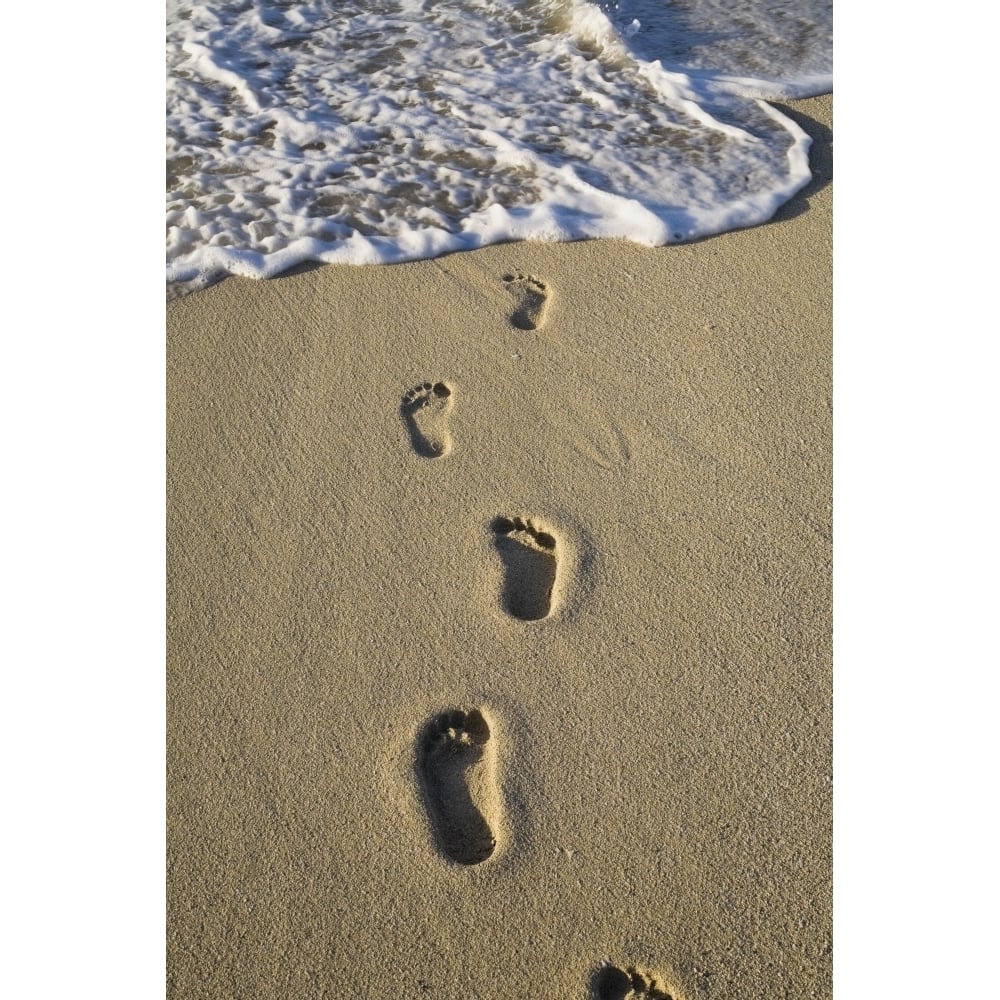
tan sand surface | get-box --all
[167,95,832,1000]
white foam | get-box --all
[166,0,830,289]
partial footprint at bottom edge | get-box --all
[592,964,685,1000]
[401,381,454,458]
[503,273,549,331]
[491,515,558,621]
[417,708,500,865]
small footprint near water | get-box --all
[503,273,549,330]
[592,964,684,1000]
[401,381,454,458]
[491,515,558,621]
[417,708,499,865]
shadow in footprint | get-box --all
[503,273,549,330]
[401,381,454,458]
[491,515,558,621]
[418,709,498,865]
[592,965,680,1000]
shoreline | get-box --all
[168,94,832,1000]
[166,92,831,306]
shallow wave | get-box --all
[166,0,830,289]
[600,0,832,99]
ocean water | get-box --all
[166,0,831,291]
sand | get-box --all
[167,94,832,1000]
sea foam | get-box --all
[166,0,832,292]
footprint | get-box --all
[417,708,499,865]
[491,515,558,621]
[593,965,682,1000]
[503,273,549,330]
[401,381,454,458]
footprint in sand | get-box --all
[418,708,500,865]
[593,964,683,1000]
[401,381,454,458]
[503,273,549,330]
[491,515,558,621]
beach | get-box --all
[167,91,831,1000]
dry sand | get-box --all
[167,95,832,1000]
